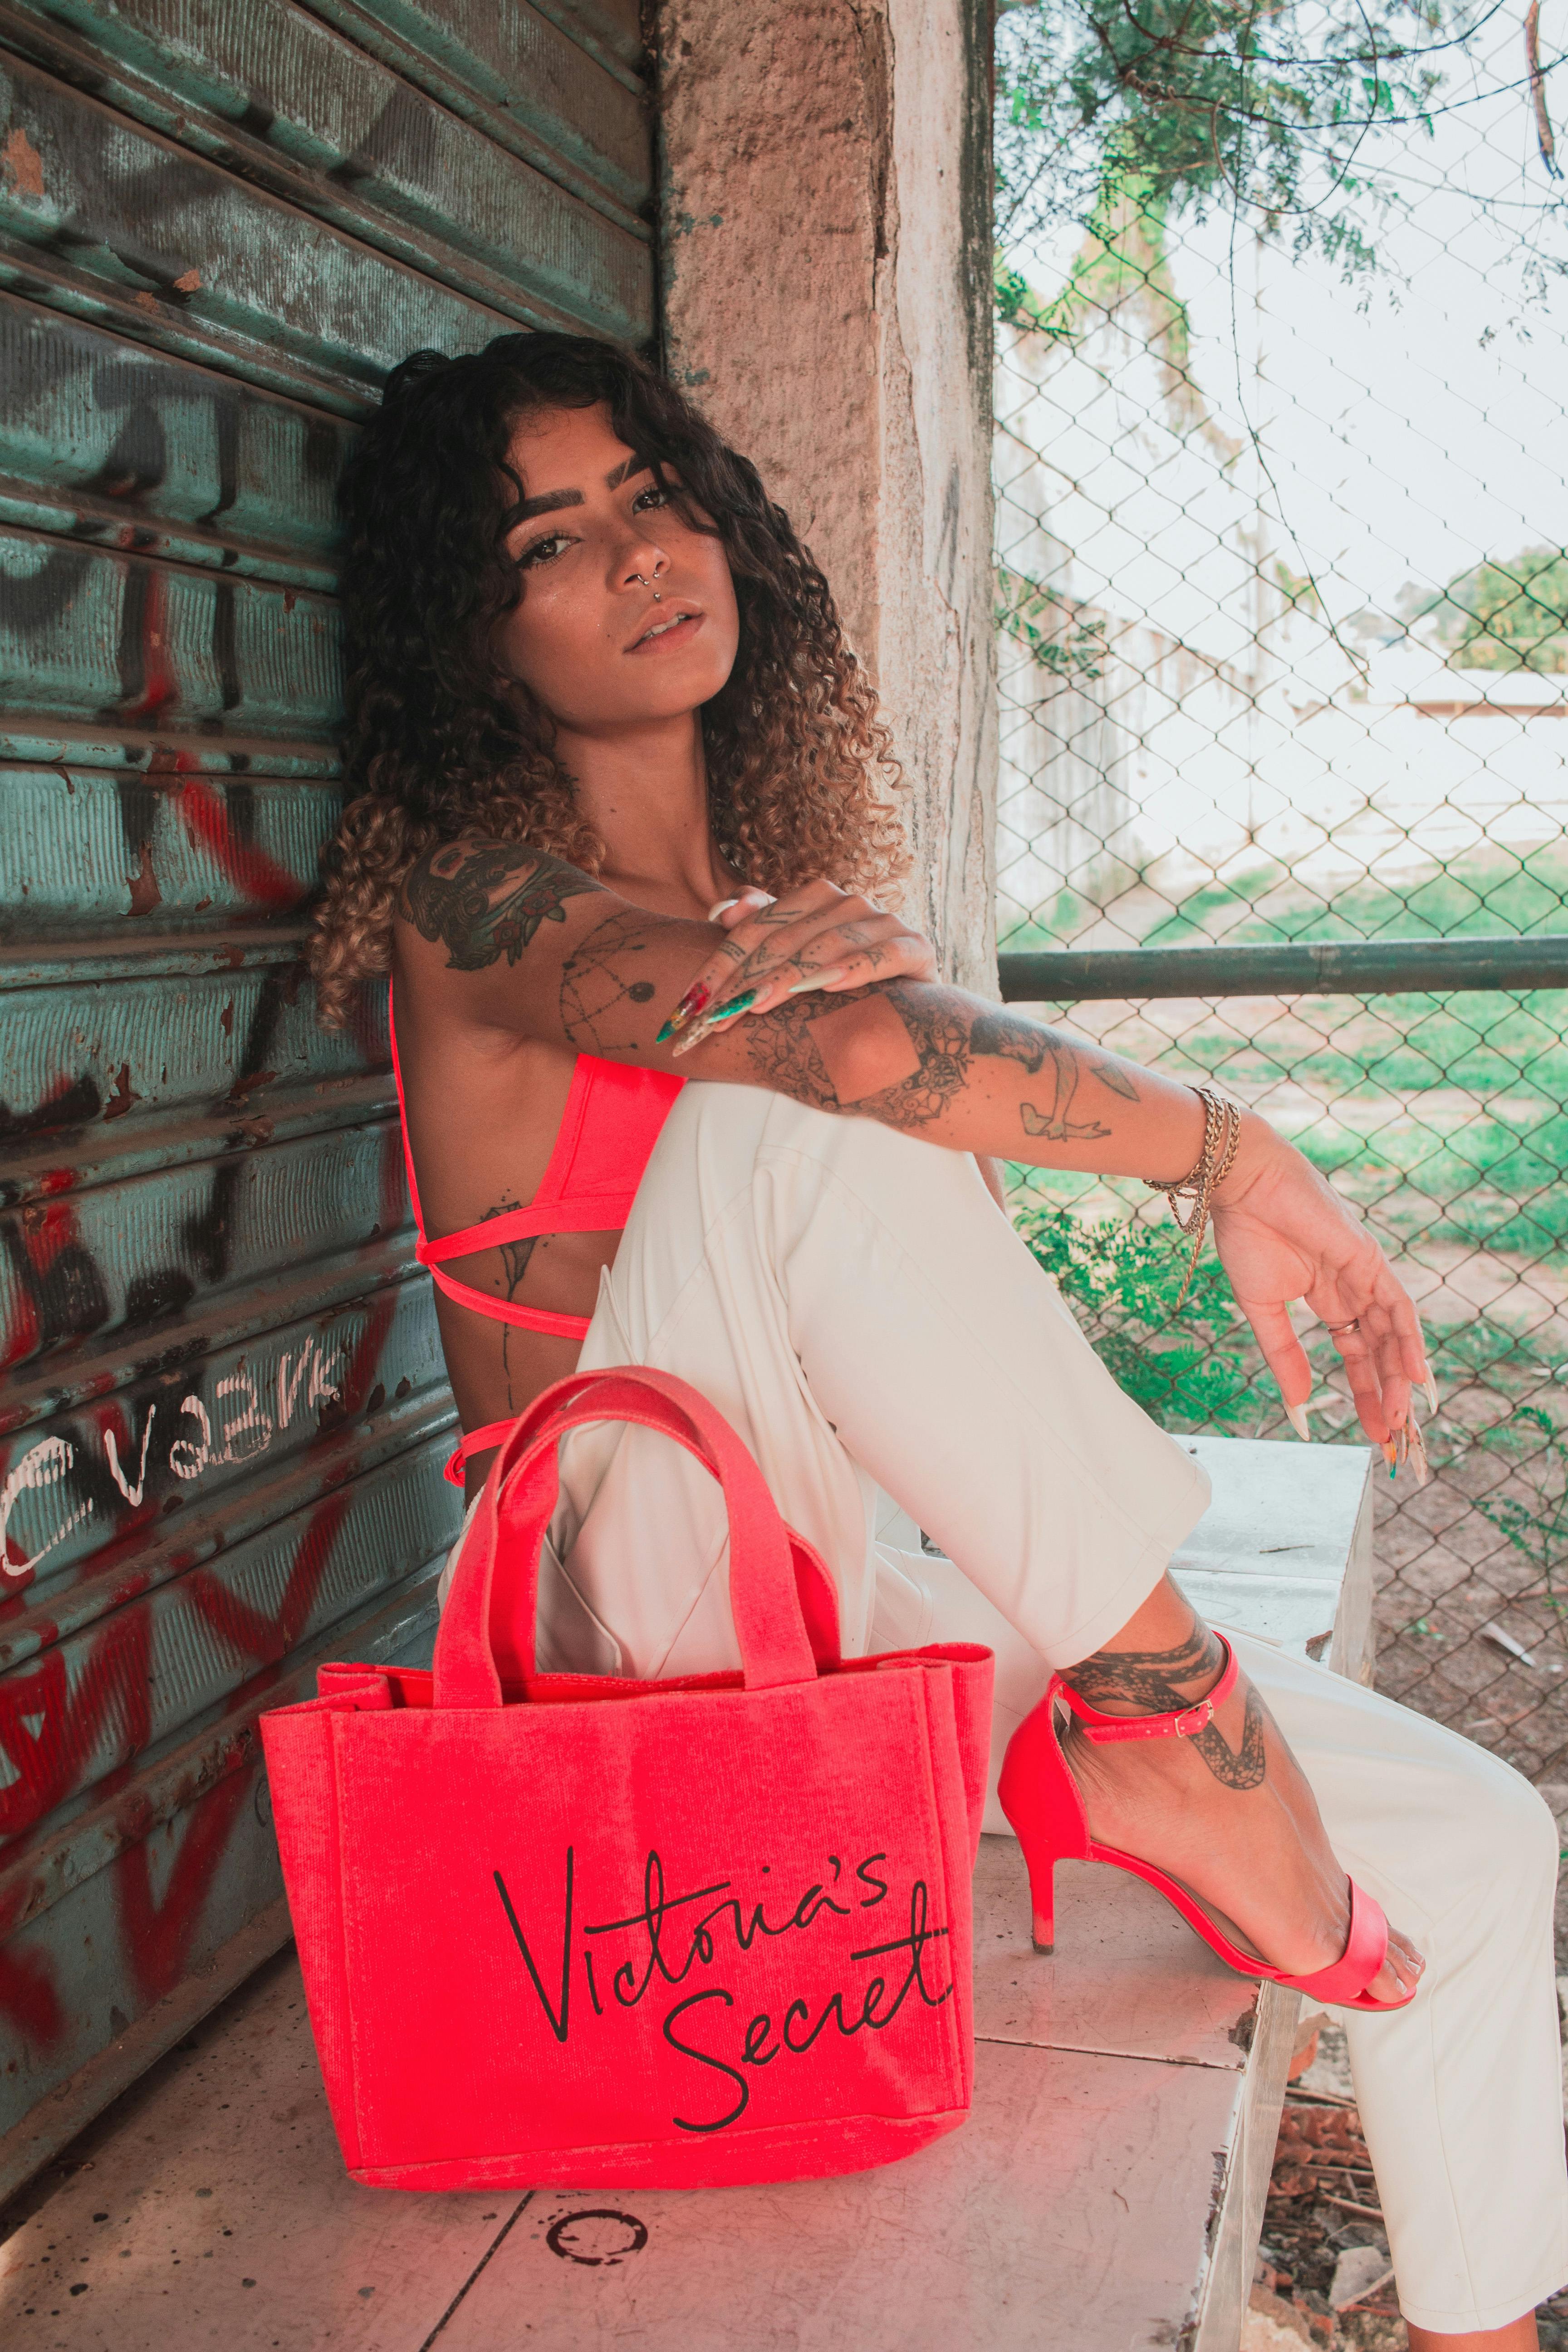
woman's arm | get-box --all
[392,838,1427,1435]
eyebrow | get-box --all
[513,456,652,522]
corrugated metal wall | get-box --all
[0,0,654,2193]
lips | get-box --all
[627,607,704,653]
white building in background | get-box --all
[994,307,1568,951]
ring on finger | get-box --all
[1324,1318,1362,1337]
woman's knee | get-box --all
[1440,1744,1559,1904]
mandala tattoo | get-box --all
[741,984,975,1127]
[1066,1622,1268,1791]
[400,839,604,973]
[560,909,663,1055]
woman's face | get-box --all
[492,401,740,735]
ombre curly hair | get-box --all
[310,331,907,1028]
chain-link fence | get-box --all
[992,4,1568,1784]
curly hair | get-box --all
[310,331,907,1027]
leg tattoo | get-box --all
[1067,1624,1268,1791]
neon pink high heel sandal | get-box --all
[996,1634,1415,2013]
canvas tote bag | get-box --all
[260,1366,994,2191]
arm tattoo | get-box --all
[1065,1624,1268,1791]
[741,984,974,1127]
[400,838,604,973]
[559,911,1132,1148]
[970,1007,1049,1073]
[735,985,1132,1141]
[1018,1046,1112,1144]
[560,908,662,1055]
[967,1012,1131,1138]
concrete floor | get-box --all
[0,1842,1293,2352]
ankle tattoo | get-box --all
[1067,1625,1268,1791]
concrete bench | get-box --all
[0,1437,1375,2352]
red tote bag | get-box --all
[260,1366,994,2191]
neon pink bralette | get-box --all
[389,986,682,1482]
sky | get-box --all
[1005,5,1568,625]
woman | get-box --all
[312,332,1564,2345]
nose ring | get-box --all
[634,571,662,602]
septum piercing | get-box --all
[634,571,662,602]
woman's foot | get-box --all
[1061,1581,1424,2005]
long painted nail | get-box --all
[1381,1438,1399,1476]
[1421,1367,1439,1415]
[1285,1401,1313,1442]
[709,987,757,1024]
[1407,1416,1430,1487]
[669,988,758,1059]
[788,966,848,998]
[656,980,711,1044]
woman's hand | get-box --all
[659,881,939,1052]
[1211,1115,1432,1448]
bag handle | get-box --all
[433,1367,823,1708]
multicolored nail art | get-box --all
[670,988,758,1059]
[656,978,712,1045]
[1381,1437,1400,1477]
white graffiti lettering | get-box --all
[0,1437,92,1588]
[215,1369,273,1465]
[168,1394,213,1482]
[309,1341,343,1408]
[1,1328,366,1576]
[104,1405,157,1508]
[276,1345,312,1428]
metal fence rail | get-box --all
[997,951,1568,1783]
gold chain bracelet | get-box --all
[1142,1086,1243,1312]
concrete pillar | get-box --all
[655,0,998,992]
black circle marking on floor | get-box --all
[544,2209,650,2266]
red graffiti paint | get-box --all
[0,1607,153,1846]
[0,1882,64,2050]
[115,1765,252,2010]
[178,779,302,911]
[118,567,176,726]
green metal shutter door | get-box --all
[0,0,653,2196]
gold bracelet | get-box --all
[1142,1086,1242,1311]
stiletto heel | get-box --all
[1025,1851,1056,1954]
[996,1636,1415,2014]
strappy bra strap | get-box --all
[443,1416,519,1488]
[419,1190,641,1260]
[429,1264,591,1343]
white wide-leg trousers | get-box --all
[442,1080,1568,2334]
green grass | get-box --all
[999,843,1568,956]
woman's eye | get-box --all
[632,483,671,513]
[520,530,572,568]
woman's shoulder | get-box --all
[394,833,607,977]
